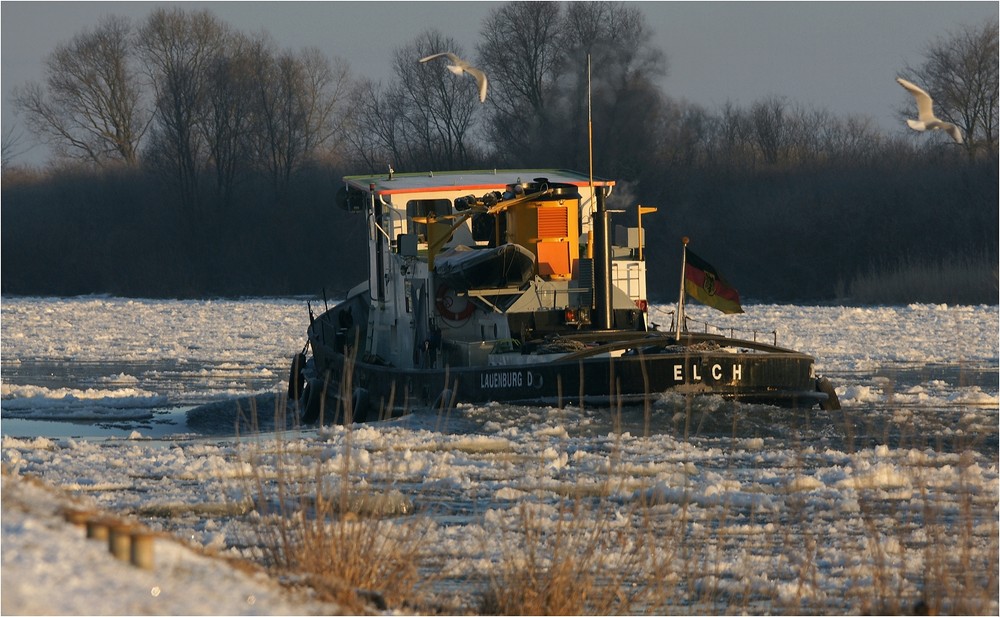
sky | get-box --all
[1,1,996,167]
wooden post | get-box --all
[108,524,132,561]
[63,508,92,528]
[130,532,155,570]
[86,519,109,541]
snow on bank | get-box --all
[1,473,341,615]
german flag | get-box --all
[684,248,744,314]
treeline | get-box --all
[1,164,367,297]
[2,3,997,303]
[10,9,352,206]
[640,149,998,303]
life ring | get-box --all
[435,284,475,321]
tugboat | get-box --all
[289,169,838,424]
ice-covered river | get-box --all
[2,297,997,613]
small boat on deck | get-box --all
[288,169,838,423]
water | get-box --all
[1,354,289,439]
[2,357,997,453]
[2,299,996,614]
[1,411,188,440]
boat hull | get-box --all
[301,331,830,423]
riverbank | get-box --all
[1,470,347,615]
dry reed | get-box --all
[234,377,996,615]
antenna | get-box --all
[586,54,595,261]
[588,54,594,192]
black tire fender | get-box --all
[287,352,307,402]
[817,377,841,411]
[431,388,454,413]
[301,379,324,424]
[349,388,370,424]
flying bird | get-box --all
[896,77,964,144]
[419,52,488,103]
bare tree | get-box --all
[200,32,258,206]
[810,110,886,165]
[749,96,791,166]
[300,49,354,163]
[901,20,999,155]
[343,31,479,172]
[1,124,30,171]
[657,99,711,168]
[138,8,228,210]
[560,2,668,176]
[709,101,751,169]
[475,1,668,171]
[394,30,480,170]
[344,76,427,174]
[247,41,350,197]
[477,1,564,165]
[13,15,147,167]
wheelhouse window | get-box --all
[407,199,452,241]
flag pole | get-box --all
[676,236,689,339]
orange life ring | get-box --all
[435,284,475,321]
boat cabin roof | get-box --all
[343,169,614,196]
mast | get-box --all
[676,237,689,338]
[586,54,595,261]
[587,55,594,201]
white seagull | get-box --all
[896,77,964,144]
[419,52,488,103]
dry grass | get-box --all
[476,427,997,615]
[849,450,1000,616]
[847,252,998,305]
[237,397,433,613]
[260,505,428,610]
[232,385,996,615]
[479,499,650,615]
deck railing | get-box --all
[659,309,780,346]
